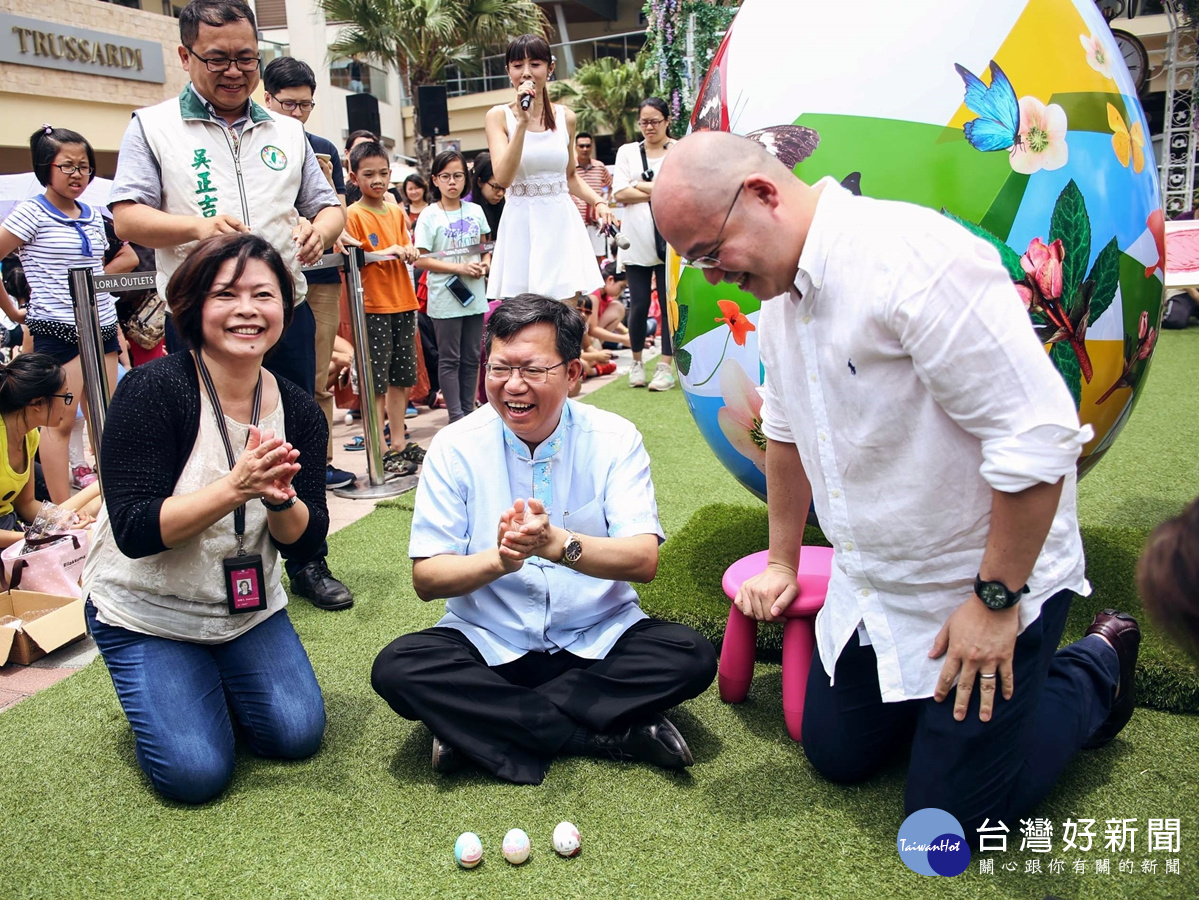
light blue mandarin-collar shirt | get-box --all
[408,400,665,665]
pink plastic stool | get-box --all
[718,546,833,741]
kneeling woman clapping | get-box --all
[82,233,330,804]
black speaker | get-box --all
[346,92,381,137]
[417,84,449,137]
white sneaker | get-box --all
[647,362,676,392]
[628,359,647,388]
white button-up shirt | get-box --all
[758,179,1091,702]
[409,401,663,665]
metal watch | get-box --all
[561,532,583,567]
[974,575,1029,610]
[261,495,298,513]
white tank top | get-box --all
[503,104,569,185]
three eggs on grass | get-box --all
[454,822,581,868]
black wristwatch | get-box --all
[974,575,1029,610]
[261,495,298,513]
[560,532,583,567]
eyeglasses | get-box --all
[485,362,567,384]
[51,392,74,406]
[275,99,315,112]
[485,181,506,193]
[679,181,745,269]
[436,172,467,182]
[639,118,666,128]
[188,50,261,73]
[52,164,92,176]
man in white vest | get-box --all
[110,0,352,611]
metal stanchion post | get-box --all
[68,265,112,494]
[333,247,416,499]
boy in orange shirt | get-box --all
[345,141,422,472]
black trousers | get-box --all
[626,263,671,357]
[801,589,1119,848]
[371,618,717,784]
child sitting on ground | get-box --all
[585,262,637,350]
[344,141,424,476]
[573,294,616,381]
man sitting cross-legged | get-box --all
[371,293,717,784]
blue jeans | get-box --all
[801,589,1120,845]
[86,602,326,804]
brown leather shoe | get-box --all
[1082,609,1140,749]
[582,714,694,769]
[431,735,467,774]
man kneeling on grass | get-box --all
[371,294,716,784]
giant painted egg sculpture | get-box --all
[670,0,1165,499]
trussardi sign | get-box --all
[1,13,166,84]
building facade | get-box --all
[0,1,1182,179]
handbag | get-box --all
[639,142,669,262]
[124,294,167,350]
[1,530,90,597]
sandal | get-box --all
[383,454,419,477]
[342,436,365,451]
[396,441,426,464]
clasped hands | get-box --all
[496,498,557,572]
[735,562,1020,723]
[229,426,301,507]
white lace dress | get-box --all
[486,104,603,300]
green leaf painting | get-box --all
[675,347,692,377]
[1086,236,1121,326]
[673,304,690,351]
[1051,340,1082,407]
[1048,180,1090,304]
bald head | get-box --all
[653,131,815,301]
[654,132,794,241]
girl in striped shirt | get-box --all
[0,126,121,502]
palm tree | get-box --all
[321,0,549,172]
[548,52,659,147]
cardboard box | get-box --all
[0,589,85,667]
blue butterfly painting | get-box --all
[954,60,1021,153]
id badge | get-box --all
[223,553,267,614]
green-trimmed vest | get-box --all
[136,86,309,305]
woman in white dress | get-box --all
[485,34,616,302]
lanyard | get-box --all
[194,351,262,555]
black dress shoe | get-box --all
[289,559,354,611]
[582,714,694,769]
[431,736,467,774]
[1083,609,1141,749]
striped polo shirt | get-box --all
[572,161,610,223]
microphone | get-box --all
[520,80,534,111]
[602,223,631,250]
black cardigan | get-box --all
[99,351,329,562]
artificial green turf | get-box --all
[2,334,1198,899]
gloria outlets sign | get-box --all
[2,13,166,84]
